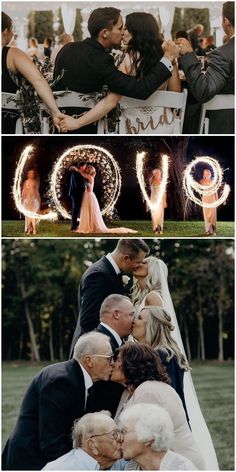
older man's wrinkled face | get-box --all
[90,420,122,462]
[89,341,114,381]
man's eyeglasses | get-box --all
[90,354,114,364]
[90,429,122,441]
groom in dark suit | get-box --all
[68,161,87,231]
[54,7,179,133]
[69,239,149,358]
[94,293,135,415]
[2,332,113,471]
[177,1,234,133]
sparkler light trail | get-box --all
[183,156,230,208]
[49,145,121,220]
[13,145,57,220]
[136,151,169,211]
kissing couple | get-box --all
[54,7,180,135]
[68,161,137,234]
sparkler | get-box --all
[136,151,169,211]
[183,156,230,208]
[13,145,57,220]
[49,145,121,220]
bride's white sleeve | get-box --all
[157,258,219,470]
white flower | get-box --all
[122,275,130,286]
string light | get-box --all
[49,145,122,220]
[136,151,169,211]
[13,144,57,220]
[183,156,230,208]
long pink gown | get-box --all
[76,177,137,234]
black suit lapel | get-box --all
[97,324,119,353]
[101,256,124,293]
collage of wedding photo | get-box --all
[1,1,234,471]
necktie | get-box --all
[85,386,95,413]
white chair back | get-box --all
[119,89,188,134]
[41,90,105,133]
[199,94,234,134]
[2,92,24,133]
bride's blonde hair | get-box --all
[132,256,162,306]
[145,306,189,371]
[86,165,96,176]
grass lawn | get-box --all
[2,220,234,238]
[2,361,234,469]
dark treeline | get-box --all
[2,239,234,362]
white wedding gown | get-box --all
[76,178,137,234]
[137,259,219,470]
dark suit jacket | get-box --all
[54,38,171,100]
[2,360,86,470]
[180,37,234,133]
[69,256,124,358]
[93,324,125,417]
[158,351,189,425]
[68,170,85,198]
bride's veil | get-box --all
[156,258,219,470]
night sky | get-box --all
[2,135,234,220]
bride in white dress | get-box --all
[76,165,137,234]
[60,12,181,135]
[131,255,219,470]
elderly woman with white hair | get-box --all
[119,403,198,470]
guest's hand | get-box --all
[176,38,193,55]
[162,40,180,62]
[60,115,80,132]
[52,112,65,132]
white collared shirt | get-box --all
[100,322,123,347]
[106,253,121,275]
[42,447,99,470]
[78,362,93,408]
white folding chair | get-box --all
[119,88,188,134]
[2,92,24,133]
[41,90,105,134]
[199,94,234,134]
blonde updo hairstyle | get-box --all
[145,306,189,371]
[132,256,162,306]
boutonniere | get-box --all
[122,275,130,286]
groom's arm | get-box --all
[101,42,179,100]
[79,272,111,332]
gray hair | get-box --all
[119,403,174,452]
[100,294,131,320]
[72,411,112,448]
[73,332,111,361]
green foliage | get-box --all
[27,11,54,44]
[2,239,234,362]
[172,8,210,37]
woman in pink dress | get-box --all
[75,165,137,234]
